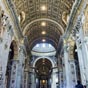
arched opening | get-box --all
[73,44,81,81]
[27,41,57,88]
[5,42,14,88]
[5,40,18,88]
[35,58,52,88]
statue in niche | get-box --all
[18,11,25,23]
[62,11,69,25]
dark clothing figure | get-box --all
[75,84,84,88]
[84,85,86,88]
[75,80,83,88]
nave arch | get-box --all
[0,0,88,88]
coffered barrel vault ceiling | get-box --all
[12,0,75,48]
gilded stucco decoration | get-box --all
[12,0,75,48]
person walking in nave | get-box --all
[75,80,83,88]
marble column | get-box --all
[63,43,71,88]
[0,12,14,88]
[23,56,30,88]
[69,60,77,88]
[9,60,19,88]
[76,38,86,85]
[31,70,36,88]
[82,38,88,87]
[24,70,29,88]
[0,29,12,88]
[79,28,88,86]
[0,60,4,88]
[59,71,63,88]
[16,46,25,88]
[51,69,57,88]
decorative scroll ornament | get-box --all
[71,15,82,39]
[0,7,14,42]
